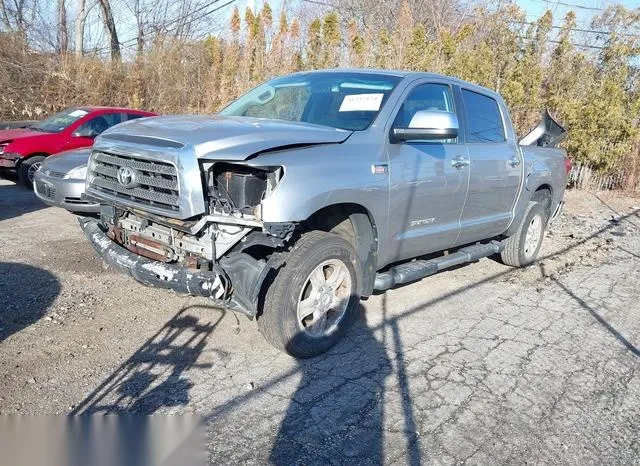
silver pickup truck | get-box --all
[80,70,568,357]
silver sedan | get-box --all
[33,148,99,213]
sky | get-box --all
[237,0,640,25]
[516,0,639,25]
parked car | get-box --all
[0,120,38,130]
[79,70,569,358]
[0,107,156,186]
[33,148,99,213]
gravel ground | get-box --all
[1,176,639,464]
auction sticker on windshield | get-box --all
[339,93,384,112]
[69,109,88,117]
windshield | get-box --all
[219,72,402,131]
[32,108,89,133]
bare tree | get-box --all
[57,0,68,53]
[1,0,32,33]
[97,0,119,61]
[74,0,85,57]
[331,0,471,33]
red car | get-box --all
[0,107,156,186]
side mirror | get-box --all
[391,110,459,143]
[73,126,97,138]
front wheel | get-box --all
[500,201,547,267]
[18,155,46,187]
[258,231,362,358]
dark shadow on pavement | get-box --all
[552,276,640,357]
[594,194,640,229]
[269,303,394,465]
[70,305,227,415]
[0,176,48,221]
[0,262,60,342]
[618,246,640,260]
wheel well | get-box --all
[17,153,49,167]
[304,203,378,297]
[532,184,553,217]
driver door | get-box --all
[386,82,469,262]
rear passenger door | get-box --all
[455,89,522,245]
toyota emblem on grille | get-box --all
[117,166,137,188]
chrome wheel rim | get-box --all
[297,259,352,338]
[27,162,41,182]
[523,214,543,259]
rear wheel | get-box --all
[258,231,361,358]
[18,155,46,187]
[500,201,547,267]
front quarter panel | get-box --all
[253,135,390,244]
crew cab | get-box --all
[0,107,156,186]
[79,70,569,358]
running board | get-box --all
[374,241,504,291]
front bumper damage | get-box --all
[0,154,18,168]
[79,217,271,317]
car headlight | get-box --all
[65,165,87,180]
[0,144,7,155]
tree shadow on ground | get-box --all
[70,305,227,415]
[269,303,397,464]
[0,262,60,342]
[0,175,48,221]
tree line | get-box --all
[0,1,639,189]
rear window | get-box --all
[125,113,147,121]
[462,90,505,143]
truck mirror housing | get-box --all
[391,110,459,142]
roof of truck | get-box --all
[295,68,502,99]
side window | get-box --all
[126,113,146,121]
[76,113,122,137]
[461,90,505,143]
[393,83,455,128]
[393,83,456,143]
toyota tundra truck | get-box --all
[79,70,568,358]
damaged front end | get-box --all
[82,155,293,318]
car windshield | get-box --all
[31,108,90,133]
[219,72,402,131]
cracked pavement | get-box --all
[1,178,639,464]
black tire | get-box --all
[18,155,46,187]
[500,201,547,267]
[258,230,362,358]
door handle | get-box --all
[451,156,470,169]
[508,157,521,167]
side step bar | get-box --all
[374,241,504,291]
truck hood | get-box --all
[0,128,53,144]
[97,115,352,160]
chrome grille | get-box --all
[88,151,179,212]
